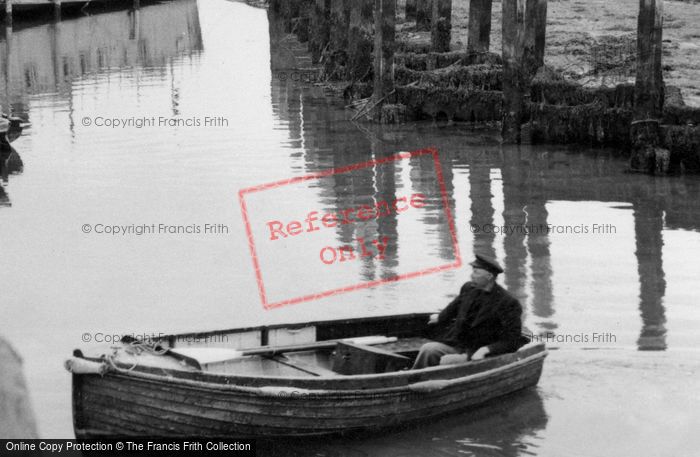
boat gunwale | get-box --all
[78,344,547,393]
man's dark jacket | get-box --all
[432,281,524,356]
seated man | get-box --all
[412,254,524,369]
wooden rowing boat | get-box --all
[66,313,547,438]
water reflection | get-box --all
[268,25,700,350]
[0,146,22,207]
[258,388,548,457]
[0,0,203,121]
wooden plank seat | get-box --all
[331,342,412,375]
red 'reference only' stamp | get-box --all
[238,148,461,309]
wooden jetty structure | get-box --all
[268,0,699,174]
[65,313,546,437]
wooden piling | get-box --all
[467,0,492,56]
[4,0,12,24]
[430,0,451,52]
[396,0,407,23]
[522,0,547,79]
[501,0,547,144]
[501,0,524,143]
[415,0,431,31]
[630,0,667,173]
[53,0,61,22]
[347,0,374,81]
[373,0,395,107]
[309,0,330,63]
[406,0,416,21]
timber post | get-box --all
[309,0,330,63]
[501,0,524,144]
[373,0,396,121]
[296,0,312,43]
[430,0,451,52]
[501,0,547,144]
[415,0,431,31]
[467,0,492,57]
[522,0,547,79]
[326,0,350,78]
[347,0,374,81]
[630,0,667,173]
[53,0,61,22]
[406,0,416,21]
[396,0,407,23]
[4,0,12,25]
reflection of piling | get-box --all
[0,337,39,438]
[526,198,555,328]
[467,0,492,56]
[501,0,547,144]
[415,0,431,31]
[501,147,529,305]
[630,0,667,173]
[633,200,667,351]
[469,164,496,260]
[430,0,451,52]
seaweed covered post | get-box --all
[431,0,452,52]
[347,0,374,81]
[416,0,432,31]
[309,0,330,64]
[467,0,492,56]
[372,0,396,122]
[630,0,668,173]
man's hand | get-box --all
[471,346,491,361]
[428,314,439,325]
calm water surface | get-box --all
[1,1,699,455]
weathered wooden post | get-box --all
[326,0,350,78]
[396,0,407,23]
[347,0,374,81]
[430,0,451,52]
[501,0,524,143]
[630,0,667,173]
[373,0,396,121]
[522,0,547,78]
[296,0,312,43]
[501,0,547,143]
[406,0,416,21]
[53,0,61,22]
[415,0,431,31]
[309,0,330,63]
[4,0,12,24]
[467,0,492,56]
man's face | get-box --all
[471,267,493,288]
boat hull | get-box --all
[72,346,546,438]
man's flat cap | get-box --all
[470,254,504,275]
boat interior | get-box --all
[77,313,533,378]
